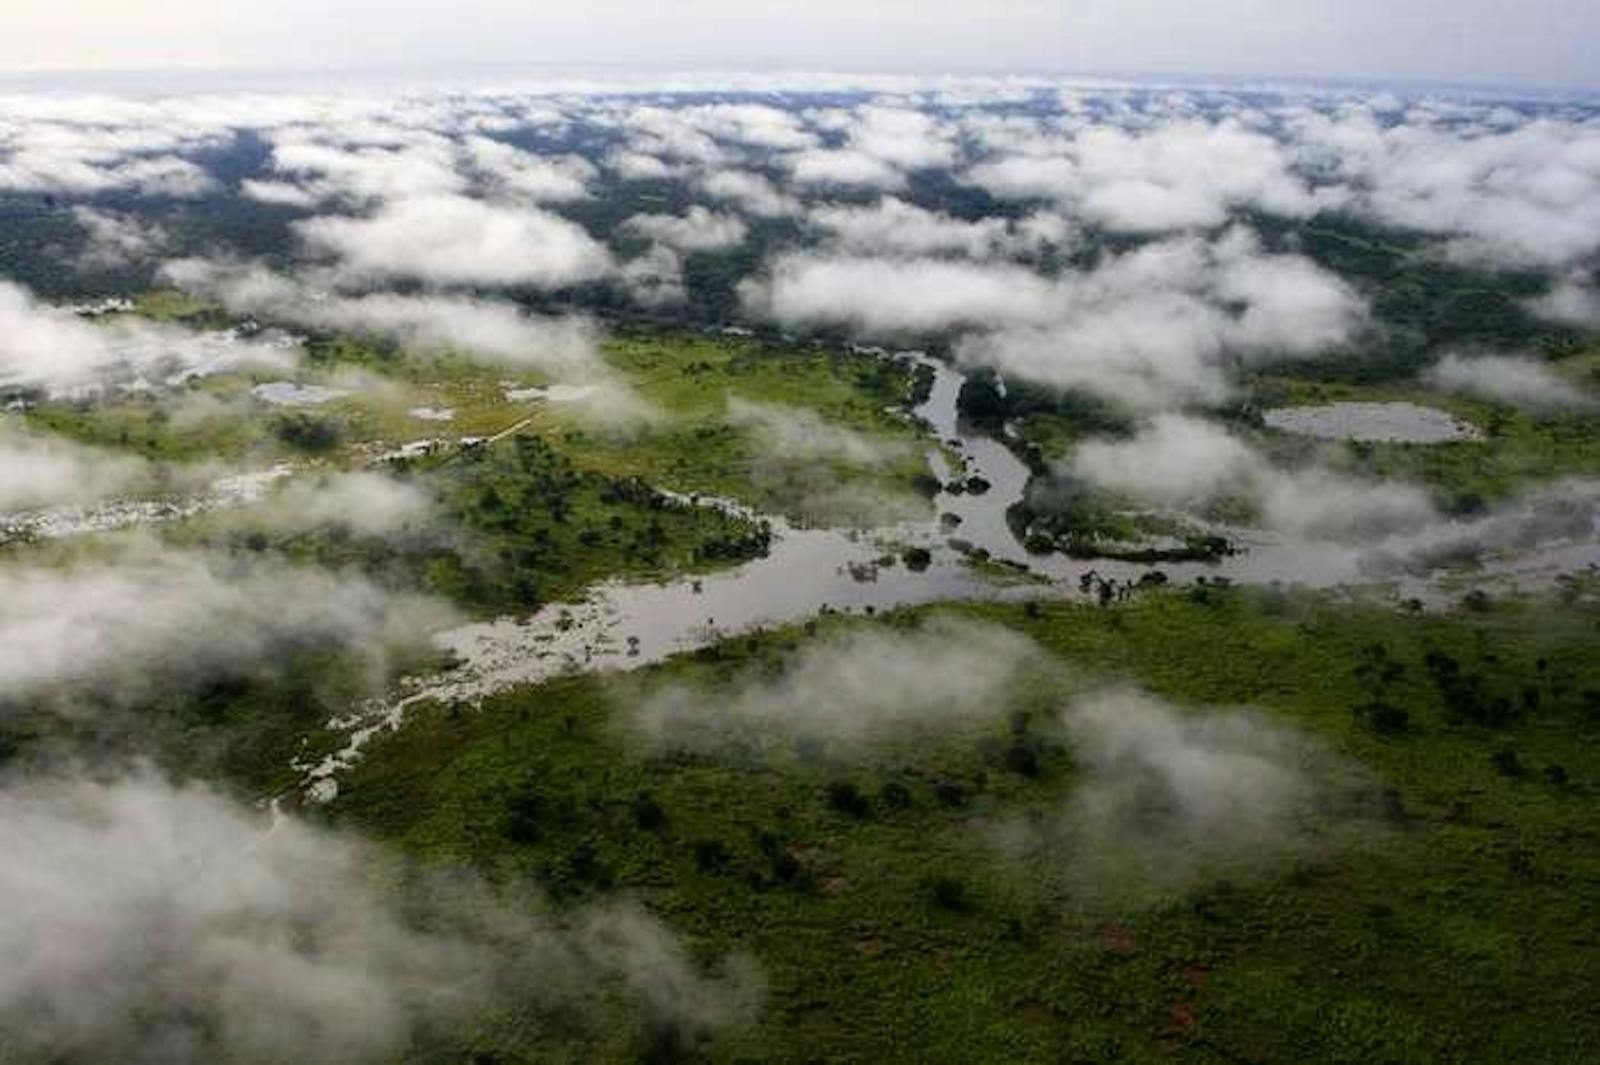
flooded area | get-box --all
[252,381,350,406]
[0,465,294,541]
[266,353,1597,799]
[504,384,601,403]
[303,357,1567,797]
[1263,402,1482,443]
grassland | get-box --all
[21,314,936,526]
[328,585,1600,1063]
[1243,371,1600,513]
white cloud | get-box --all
[0,425,148,513]
[296,194,614,288]
[1526,273,1600,327]
[259,472,435,537]
[1424,353,1594,411]
[1292,110,1600,266]
[842,105,957,170]
[747,230,1364,410]
[680,103,817,150]
[744,254,1060,333]
[0,772,760,1064]
[260,137,465,205]
[1046,689,1345,887]
[0,281,297,397]
[631,617,1042,754]
[786,148,905,190]
[807,198,1015,258]
[624,205,748,252]
[0,544,452,704]
[964,118,1332,232]
[725,397,912,466]
[620,244,687,307]
[604,149,683,181]
[696,169,801,217]
[462,135,596,202]
[1070,413,1437,540]
[71,207,168,268]
[162,260,610,379]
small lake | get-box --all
[252,382,350,406]
[1263,402,1481,443]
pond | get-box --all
[1263,402,1482,443]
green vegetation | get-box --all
[329,585,1600,1063]
[21,321,935,526]
[524,332,935,523]
[1244,372,1600,513]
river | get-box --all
[298,354,1600,799]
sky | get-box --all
[2,0,1598,90]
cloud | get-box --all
[0,543,453,706]
[620,244,687,307]
[742,254,1060,333]
[0,425,150,513]
[679,103,817,151]
[840,105,957,170]
[1424,353,1594,412]
[962,154,1076,201]
[623,205,748,252]
[786,148,905,190]
[1292,110,1600,267]
[1361,478,1600,579]
[807,198,1016,258]
[1035,689,1350,890]
[605,105,728,166]
[747,230,1364,411]
[71,207,169,269]
[1526,273,1600,328]
[261,137,465,205]
[1070,413,1437,540]
[462,136,597,202]
[725,397,912,467]
[963,118,1331,232]
[0,126,218,197]
[0,281,298,397]
[604,149,683,181]
[296,194,614,288]
[629,618,1042,755]
[0,772,759,1064]
[1071,412,1258,504]
[721,396,927,524]
[255,472,435,538]
[695,169,801,217]
[163,260,607,378]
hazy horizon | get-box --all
[4,1,1598,91]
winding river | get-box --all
[299,355,1600,799]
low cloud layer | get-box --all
[297,194,614,288]
[624,206,748,252]
[0,425,150,513]
[164,259,608,379]
[743,229,1365,410]
[630,618,1042,754]
[1424,353,1595,412]
[255,471,435,538]
[1070,413,1437,540]
[0,543,453,706]
[726,397,913,467]
[0,281,297,397]
[0,772,759,1064]
[1035,689,1352,892]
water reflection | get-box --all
[301,355,1599,797]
